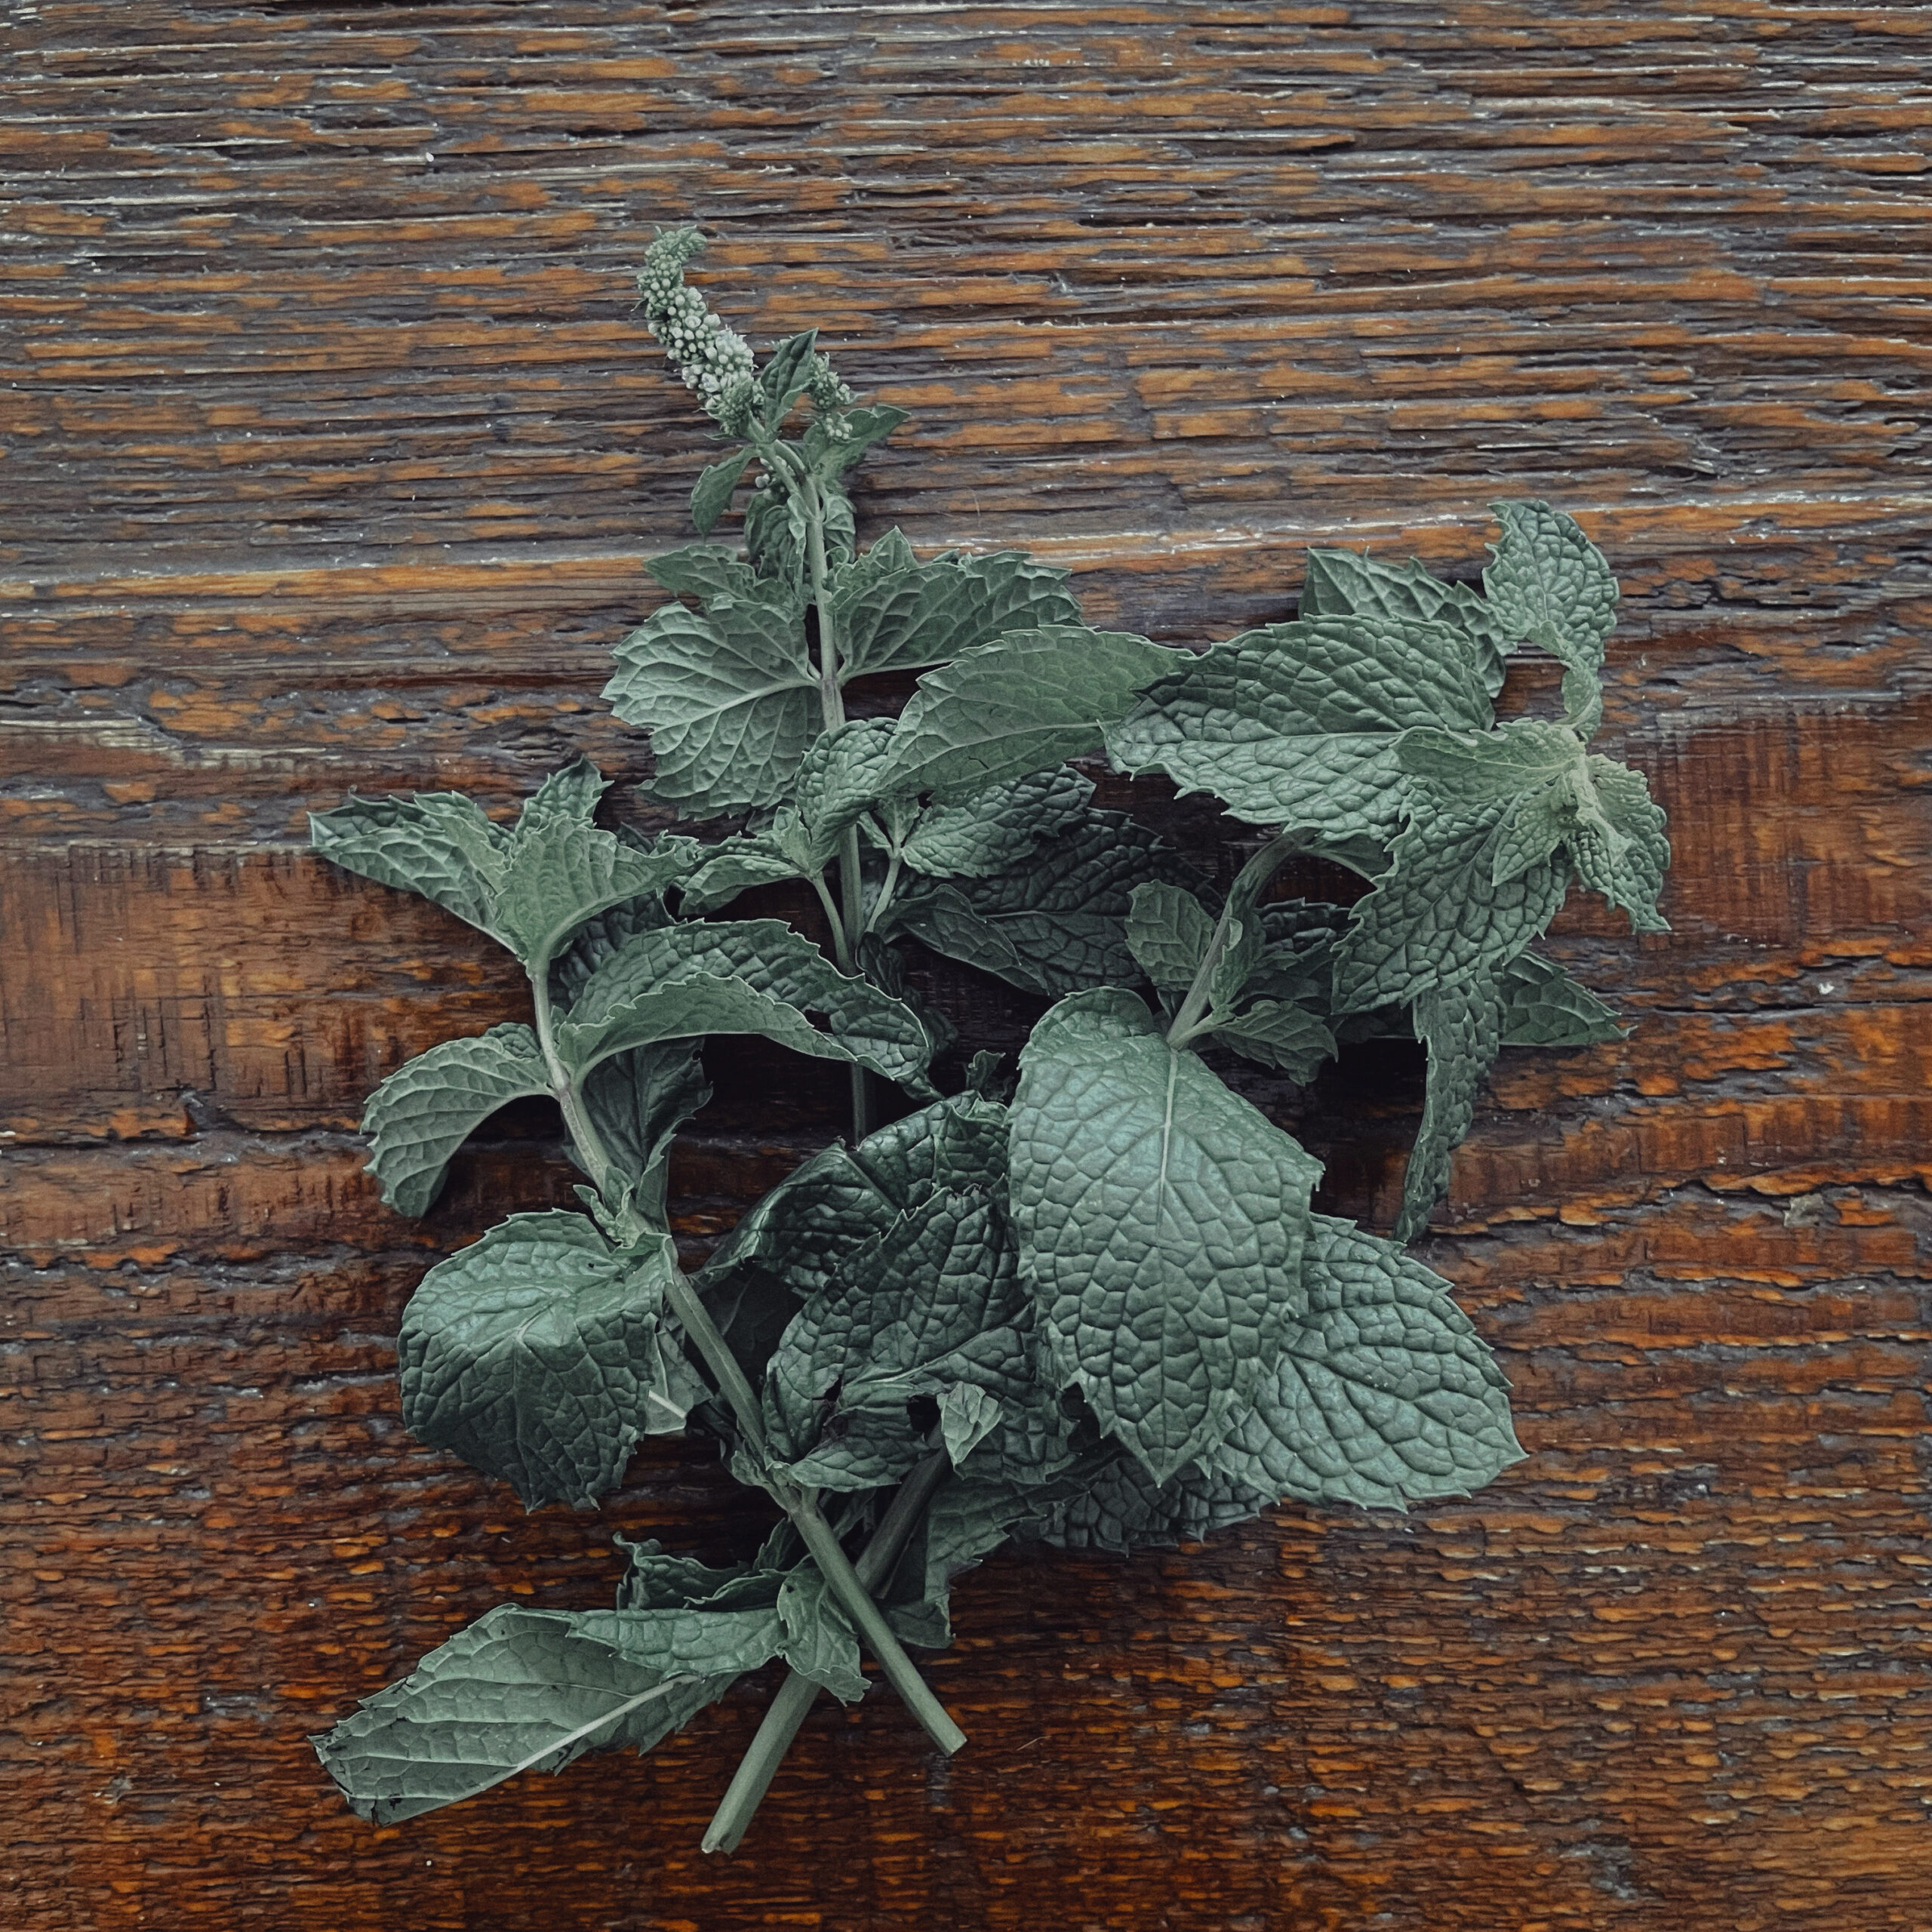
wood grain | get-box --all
[3,4,1929,1927]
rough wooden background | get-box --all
[5,4,1930,1927]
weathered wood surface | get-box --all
[4,3,1930,1927]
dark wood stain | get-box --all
[3,5,1929,1927]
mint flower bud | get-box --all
[635,226,756,426]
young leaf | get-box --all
[881,626,1183,800]
[312,1604,731,1825]
[602,587,817,816]
[1009,989,1324,1482]
[775,1571,867,1702]
[491,817,703,977]
[1017,1452,1276,1555]
[399,1215,693,1510]
[900,768,1094,879]
[890,808,1202,998]
[1124,881,1217,998]
[580,1041,711,1224]
[362,1023,552,1217]
[803,403,909,479]
[691,447,756,536]
[758,329,820,424]
[831,549,1084,681]
[1482,500,1617,672]
[1206,1216,1523,1506]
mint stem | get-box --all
[704,1447,955,1854]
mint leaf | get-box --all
[900,768,1094,879]
[491,817,702,977]
[1395,975,1505,1242]
[1010,989,1324,1481]
[939,1383,1006,1467]
[561,918,933,1091]
[310,790,510,940]
[399,1214,693,1509]
[758,329,820,424]
[691,447,756,536]
[1497,952,1624,1047]
[1483,500,1617,672]
[1018,1453,1275,1555]
[647,543,761,604]
[890,808,1201,998]
[1398,718,1581,808]
[1300,547,1509,694]
[1109,614,1493,848]
[676,836,804,915]
[1124,881,1216,998]
[775,1571,866,1702]
[580,1042,710,1223]
[1213,1001,1337,1081]
[803,405,909,480]
[882,626,1183,799]
[1207,1216,1522,1506]
[1331,806,1568,1014]
[312,1604,731,1824]
[1573,755,1670,933]
[362,1023,551,1217]
[832,549,1082,681]
[602,586,816,816]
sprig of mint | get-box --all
[305,226,1669,1849]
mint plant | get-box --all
[306,228,1669,1850]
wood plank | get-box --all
[5,2,1930,1926]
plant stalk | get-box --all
[525,964,958,1755]
[703,1447,955,1854]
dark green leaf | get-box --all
[891,808,1202,998]
[1395,975,1504,1243]
[900,768,1094,878]
[362,1023,551,1218]
[1207,1215,1523,1506]
[1497,951,1625,1048]
[832,550,1084,681]
[310,790,510,943]
[1124,880,1216,998]
[647,543,761,604]
[804,404,909,479]
[1010,989,1324,1481]
[1212,1001,1337,1081]
[882,626,1183,799]
[1300,547,1509,694]
[776,1570,866,1701]
[399,1214,695,1510]
[580,1041,711,1223]
[757,329,819,423]
[1017,1452,1275,1555]
[602,587,816,817]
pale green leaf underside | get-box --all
[1010,989,1324,1483]
[362,1023,550,1218]
[312,1603,730,1825]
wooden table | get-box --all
[5,5,1928,1927]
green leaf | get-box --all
[776,1570,866,1702]
[647,543,761,604]
[571,1603,786,1679]
[758,329,819,424]
[1212,1001,1337,1081]
[792,719,902,867]
[900,768,1094,879]
[558,918,934,1091]
[882,1476,1050,1649]
[362,1023,551,1218]
[1331,806,1568,1015]
[1300,547,1509,694]
[1017,1452,1275,1555]
[1573,755,1671,933]
[940,1383,1006,1468]
[832,549,1084,681]
[1483,500,1617,672]
[676,836,804,915]
[1206,1215,1523,1507]
[602,587,817,817]
[490,816,703,977]
[1010,989,1324,1482]
[1109,614,1494,847]
[1497,951,1625,1048]
[398,1214,691,1510]
[1124,881,1217,998]
[1395,975,1505,1243]
[881,626,1183,799]
[580,1041,711,1224]
[310,789,511,943]
[890,808,1201,998]
[803,404,909,479]
[691,446,755,535]
[1398,718,1583,809]
[312,1603,731,1825]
